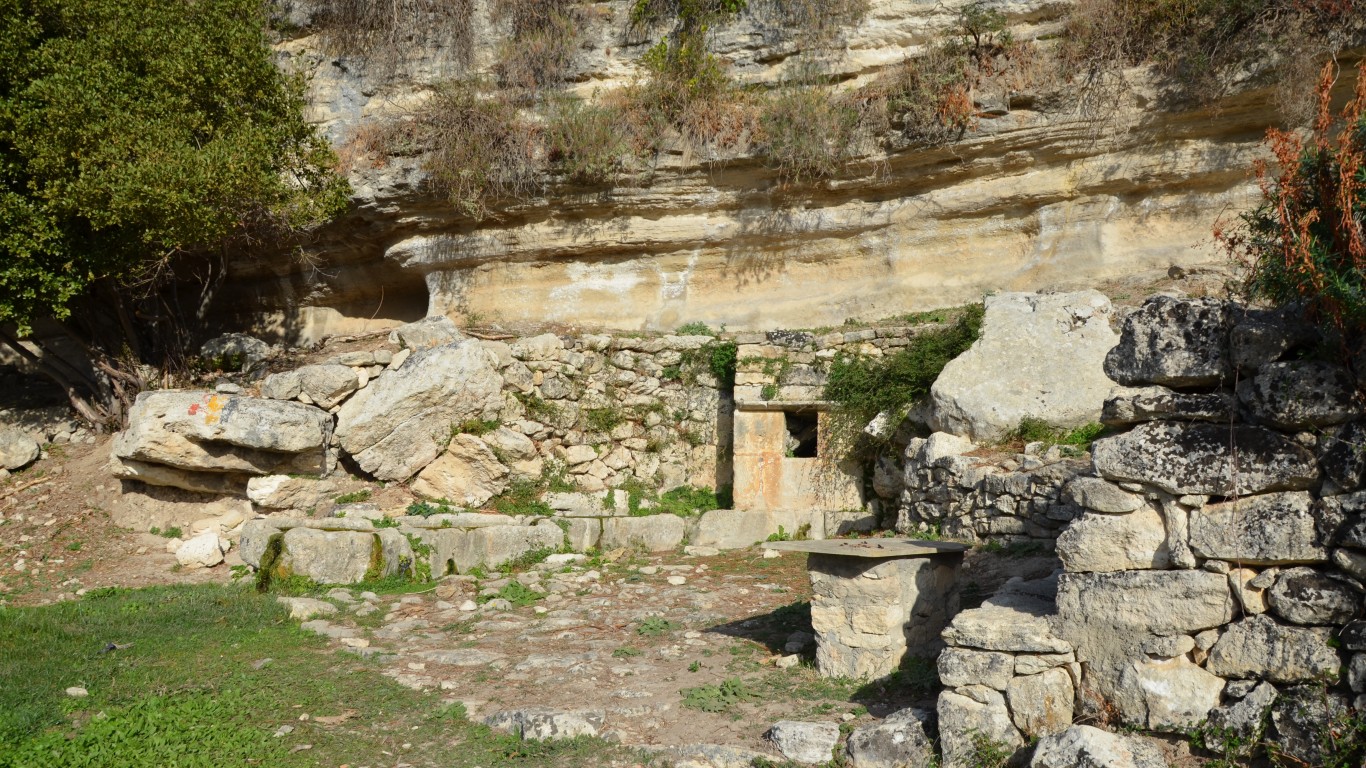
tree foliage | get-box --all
[0,0,349,336]
[1224,61,1366,341]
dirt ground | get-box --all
[0,435,1071,759]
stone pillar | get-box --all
[807,552,961,679]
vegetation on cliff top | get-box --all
[1225,60,1366,343]
[0,0,347,423]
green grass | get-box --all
[679,677,760,713]
[636,616,678,637]
[1003,417,1106,450]
[0,584,640,767]
[334,489,372,504]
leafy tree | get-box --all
[1222,61,1366,343]
[0,0,348,423]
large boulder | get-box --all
[112,391,330,477]
[0,426,40,470]
[1267,567,1361,625]
[1189,492,1327,565]
[1237,361,1364,430]
[276,528,379,585]
[843,707,935,768]
[928,291,1118,442]
[200,333,271,370]
[1092,422,1317,495]
[1205,615,1340,683]
[411,434,509,506]
[1103,296,1233,387]
[1029,725,1167,768]
[334,342,503,481]
[389,316,464,350]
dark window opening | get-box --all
[784,411,819,458]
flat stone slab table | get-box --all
[764,539,968,679]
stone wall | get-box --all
[930,295,1366,767]
[885,432,1086,545]
[112,318,730,503]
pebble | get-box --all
[775,655,801,669]
[65,686,89,697]
[459,600,477,611]
[763,549,782,559]
[639,566,659,575]
[667,576,687,586]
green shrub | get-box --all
[823,304,984,453]
[1225,60,1366,340]
[586,407,625,433]
[675,321,715,336]
[334,490,372,504]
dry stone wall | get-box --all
[932,295,1366,767]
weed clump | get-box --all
[823,303,984,454]
[679,677,760,713]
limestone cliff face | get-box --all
[211,0,1329,342]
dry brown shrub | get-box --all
[491,0,585,94]
[316,0,475,73]
[1060,0,1365,121]
[416,82,543,220]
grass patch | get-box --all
[1001,418,1106,452]
[636,616,679,637]
[0,584,638,767]
[334,489,372,504]
[490,477,554,517]
[479,580,545,607]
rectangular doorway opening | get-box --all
[784,410,819,458]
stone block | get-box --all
[937,686,1024,768]
[843,707,934,768]
[692,508,771,549]
[1205,615,1340,683]
[1006,667,1074,737]
[1103,296,1233,387]
[1189,492,1327,565]
[601,515,686,552]
[1092,422,1317,496]
[278,528,376,584]
[938,648,1015,690]
[1056,506,1170,572]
